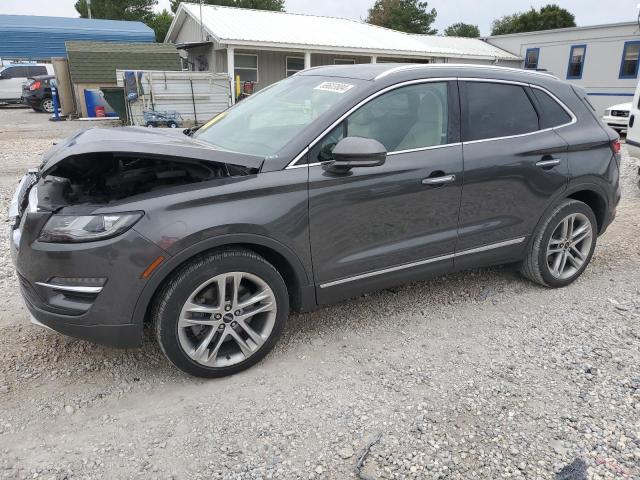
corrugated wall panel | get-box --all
[0,20,154,60]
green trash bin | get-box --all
[100,87,128,124]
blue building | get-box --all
[0,15,155,61]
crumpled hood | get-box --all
[40,126,265,174]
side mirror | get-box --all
[328,137,387,172]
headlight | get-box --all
[604,109,611,116]
[38,212,143,243]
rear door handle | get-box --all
[422,174,456,185]
[535,158,561,169]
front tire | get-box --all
[520,199,597,288]
[152,249,289,378]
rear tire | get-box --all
[520,199,597,288]
[152,248,289,378]
[40,98,54,113]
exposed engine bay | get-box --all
[38,153,253,209]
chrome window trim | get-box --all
[374,64,559,81]
[319,237,526,289]
[387,142,462,156]
[285,77,455,169]
[284,77,577,169]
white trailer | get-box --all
[116,69,231,127]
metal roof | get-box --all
[66,41,181,84]
[485,21,639,39]
[167,3,520,61]
[0,15,155,60]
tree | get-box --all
[76,0,174,44]
[147,9,174,42]
[170,0,285,14]
[491,4,575,35]
[75,0,157,22]
[444,22,480,38]
[366,0,437,35]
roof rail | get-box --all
[375,63,559,81]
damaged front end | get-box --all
[10,126,265,251]
[9,127,267,346]
[37,152,246,211]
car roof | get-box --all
[299,63,558,83]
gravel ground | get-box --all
[0,107,639,480]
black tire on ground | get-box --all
[146,122,157,128]
[520,199,597,288]
[152,248,289,378]
[167,121,178,128]
[40,98,54,114]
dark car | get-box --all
[22,75,55,113]
[10,64,621,378]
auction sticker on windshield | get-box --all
[314,81,355,94]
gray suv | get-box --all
[10,65,621,377]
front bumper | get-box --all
[602,114,629,129]
[11,184,167,348]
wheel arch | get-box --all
[565,186,608,233]
[131,234,314,336]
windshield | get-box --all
[194,75,366,157]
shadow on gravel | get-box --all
[2,264,527,389]
[556,458,587,480]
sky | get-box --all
[1,0,639,36]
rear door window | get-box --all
[462,82,539,142]
[28,66,48,77]
[530,88,572,128]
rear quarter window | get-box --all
[531,88,572,128]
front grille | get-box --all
[611,110,629,118]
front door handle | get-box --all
[422,174,456,186]
[535,158,561,169]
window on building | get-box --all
[567,45,586,79]
[462,82,539,142]
[531,88,572,129]
[314,82,448,161]
[286,56,305,77]
[234,53,258,83]
[524,48,539,69]
[334,58,356,65]
[619,41,640,79]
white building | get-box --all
[165,3,519,100]
[485,22,640,114]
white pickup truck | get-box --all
[0,63,54,104]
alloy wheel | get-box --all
[177,271,277,368]
[546,212,593,280]
[42,99,54,113]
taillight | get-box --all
[29,81,41,91]
[611,138,621,155]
